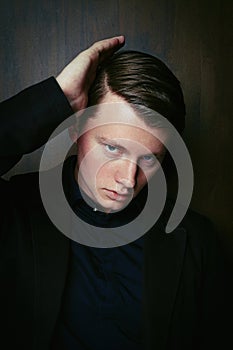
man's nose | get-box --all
[115,160,138,188]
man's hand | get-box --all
[56,36,125,111]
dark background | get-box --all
[0,0,232,240]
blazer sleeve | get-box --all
[0,77,74,176]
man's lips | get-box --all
[103,188,133,201]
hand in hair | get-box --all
[56,36,125,111]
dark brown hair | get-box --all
[88,50,186,134]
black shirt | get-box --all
[51,157,146,349]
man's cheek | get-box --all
[96,165,113,187]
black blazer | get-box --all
[0,78,232,350]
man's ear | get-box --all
[68,125,78,143]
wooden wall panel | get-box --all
[0,0,232,238]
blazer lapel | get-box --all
[143,224,187,349]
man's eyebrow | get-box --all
[96,136,126,150]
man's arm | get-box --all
[0,36,125,176]
[0,78,73,175]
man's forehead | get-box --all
[78,102,170,142]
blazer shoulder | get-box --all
[182,206,214,235]
[163,198,214,237]
[163,199,217,253]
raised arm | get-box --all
[0,36,125,175]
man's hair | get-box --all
[88,50,186,134]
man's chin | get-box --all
[97,197,133,214]
[80,188,134,213]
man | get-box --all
[0,36,232,349]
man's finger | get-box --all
[91,36,125,62]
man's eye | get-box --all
[105,144,119,153]
[143,155,153,161]
[142,154,155,162]
[139,154,157,167]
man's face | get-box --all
[75,93,168,213]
